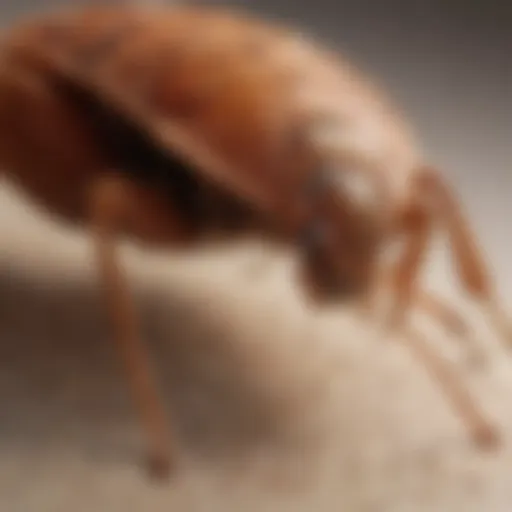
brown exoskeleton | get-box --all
[0,4,508,479]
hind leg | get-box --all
[88,173,192,479]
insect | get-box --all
[0,4,508,480]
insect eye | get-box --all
[299,219,331,254]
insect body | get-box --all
[0,5,508,478]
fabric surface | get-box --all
[0,182,511,512]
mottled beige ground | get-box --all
[1,180,512,512]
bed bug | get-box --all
[0,4,508,479]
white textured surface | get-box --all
[1,181,512,512]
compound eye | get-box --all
[299,219,332,256]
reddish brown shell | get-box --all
[0,5,420,224]
[1,7,294,212]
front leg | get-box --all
[88,173,192,480]
[381,179,483,358]
[380,178,499,449]
[384,200,432,330]
[417,166,512,348]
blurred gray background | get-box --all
[0,1,510,511]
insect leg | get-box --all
[384,199,499,448]
[374,267,470,339]
[384,199,432,330]
[413,290,469,337]
[381,174,484,363]
[400,323,499,448]
[415,167,512,350]
[88,173,190,480]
